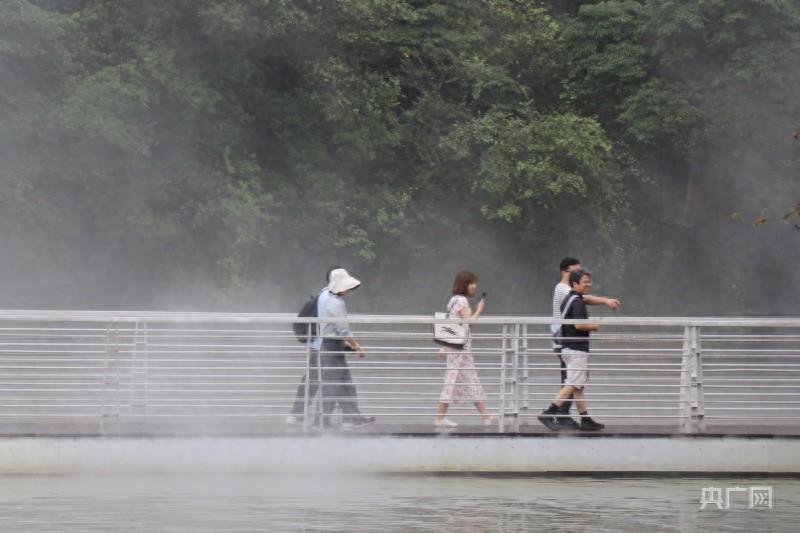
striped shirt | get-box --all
[550,282,571,348]
[552,282,571,320]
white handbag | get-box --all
[433,298,469,348]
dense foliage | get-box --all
[1,0,798,314]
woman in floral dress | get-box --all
[435,270,494,428]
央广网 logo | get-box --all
[700,486,773,510]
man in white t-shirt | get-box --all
[551,257,620,428]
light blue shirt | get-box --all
[318,291,351,341]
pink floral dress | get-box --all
[439,295,487,404]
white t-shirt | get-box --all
[551,282,571,347]
[552,282,571,319]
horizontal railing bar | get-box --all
[0,404,117,408]
[702,354,800,358]
[0,350,108,354]
[706,392,800,396]
[0,365,686,372]
[67,413,685,418]
[0,414,105,418]
[115,395,680,401]
[701,334,800,339]
[108,405,682,411]
[0,347,793,354]
[704,385,800,389]
[0,387,115,391]
[703,348,800,353]
[0,358,686,366]
[704,363,800,367]
[704,401,800,404]
[704,407,800,410]
[704,369,800,372]
[703,378,800,382]
[0,310,797,327]
[700,416,800,419]
[0,349,693,356]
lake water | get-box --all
[0,474,797,532]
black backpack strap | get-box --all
[553,294,579,348]
[561,294,579,320]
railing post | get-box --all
[498,325,508,432]
[132,321,148,422]
[131,322,138,415]
[316,337,324,429]
[143,322,149,425]
[113,323,121,434]
[521,324,529,423]
[102,322,121,435]
[302,320,313,432]
[101,324,109,436]
[693,326,706,431]
[511,323,521,432]
[680,325,705,433]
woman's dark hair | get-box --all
[560,257,580,272]
[569,269,591,287]
[452,270,478,295]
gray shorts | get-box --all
[561,348,589,388]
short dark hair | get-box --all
[452,270,478,296]
[569,269,591,287]
[560,257,580,272]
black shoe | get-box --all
[557,416,580,430]
[341,415,375,429]
[537,411,560,431]
[579,417,605,431]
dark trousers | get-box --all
[290,349,320,415]
[557,350,574,413]
[291,340,361,417]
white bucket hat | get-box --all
[328,268,361,294]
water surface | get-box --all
[0,474,797,532]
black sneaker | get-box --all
[579,417,605,431]
[341,415,376,429]
[537,411,560,431]
[557,416,580,430]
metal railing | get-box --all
[0,311,797,435]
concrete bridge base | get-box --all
[0,432,797,474]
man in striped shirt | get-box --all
[551,257,620,428]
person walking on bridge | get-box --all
[287,268,374,429]
[286,266,338,426]
[551,257,619,428]
[316,268,375,429]
[540,269,605,431]
[434,270,494,428]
